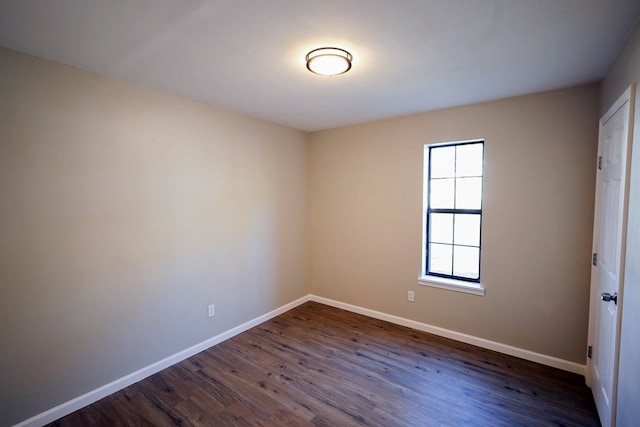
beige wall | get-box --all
[309,85,599,364]
[601,20,640,427]
[0,48,309,426]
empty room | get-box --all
[2,1,640,426]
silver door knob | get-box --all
[601,292,618,305]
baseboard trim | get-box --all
[309,295,586,376]
[14,295,311,427]
[16,293,585,426]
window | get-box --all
[421,140,484,293]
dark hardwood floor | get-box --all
[49,302,600,426]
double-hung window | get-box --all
[421,140,484,293]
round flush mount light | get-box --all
[306,47,352,76]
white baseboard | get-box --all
[14,295,311,427]
[309,295,586,376]
[16,293,585,426]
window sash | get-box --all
[425,141,483,283]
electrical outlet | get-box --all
[208,304,215,318]
[408,291,415,302]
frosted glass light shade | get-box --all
[306,47,352,76]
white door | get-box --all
[589,85,635,427]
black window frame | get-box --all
[425,140,484,283]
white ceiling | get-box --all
[1,1,639,132]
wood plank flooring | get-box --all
[48,302,600,426]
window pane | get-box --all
[454,214,481,247]
[429,243,452,275]
[455,177,482,209]
[430,178,454,209]
[453,246,480,279]
[430,213,453,244]
[456,143,483,177]
[430,146,455,178]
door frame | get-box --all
[616,85,640,427]
[586,84,636,426]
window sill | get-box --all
[417,275,485,296]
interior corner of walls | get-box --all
[10,295,313,427]
[601,17,640,114]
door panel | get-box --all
[589,85,634,427]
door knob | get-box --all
[601,292,618,305]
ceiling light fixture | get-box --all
[306,47,352,76]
